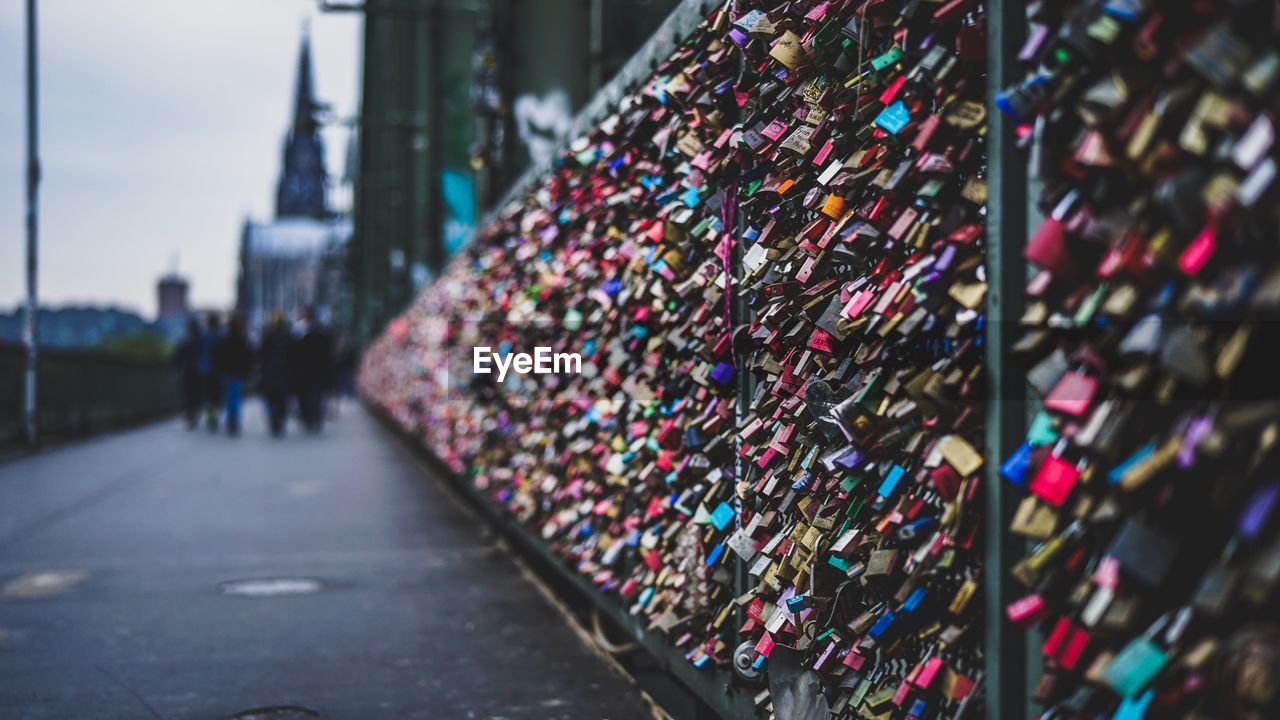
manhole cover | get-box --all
[224,706,322,720]
[218,578,325,597]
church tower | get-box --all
[275,27,328,219]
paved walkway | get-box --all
[0,405,652,720]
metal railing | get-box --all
[0,342,180,451]
[375,0,1040,716]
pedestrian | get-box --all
[200,313,223,432]
[293,308,334,433]
[171,317,204,429]
[258,311,293,437]
[215,314,253,437]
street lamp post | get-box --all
[24,0,40,447]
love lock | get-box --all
[732,641,764,683]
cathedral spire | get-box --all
[276,23,328,220]
[292,23,318,139]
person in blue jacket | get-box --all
[215,314,253,437]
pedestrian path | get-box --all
[0,406,653,720]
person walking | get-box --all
[171,318,204,429]
[293,308,334,433]
[215,314,253,437]
[200,314,223,432]
[258,311,293,437]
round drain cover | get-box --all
[225,706,321,720]
[218,578,324,597]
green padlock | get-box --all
[1103,608,1191,698]
[1102,635,1168,698]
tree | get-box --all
[97,331,172,362]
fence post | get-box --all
[983,0,1030,717]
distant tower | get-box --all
[157,274,189,321]
[156,269,190,342]
[275,26,328,219]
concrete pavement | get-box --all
[0,404,654,720]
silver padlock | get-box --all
[732,641,764,682]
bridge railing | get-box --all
[0,342,179,450]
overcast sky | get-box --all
[0,1,360,317]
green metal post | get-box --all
[424,4,445,275]
[983,0,1030,717]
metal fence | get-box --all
[376,1,1042,718]
[0,342,179,450]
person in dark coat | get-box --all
[215,314,253,437]
[293,308,334,433]
[258,311,293,437]
[200,313,223,432]
[172,318,204,429]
